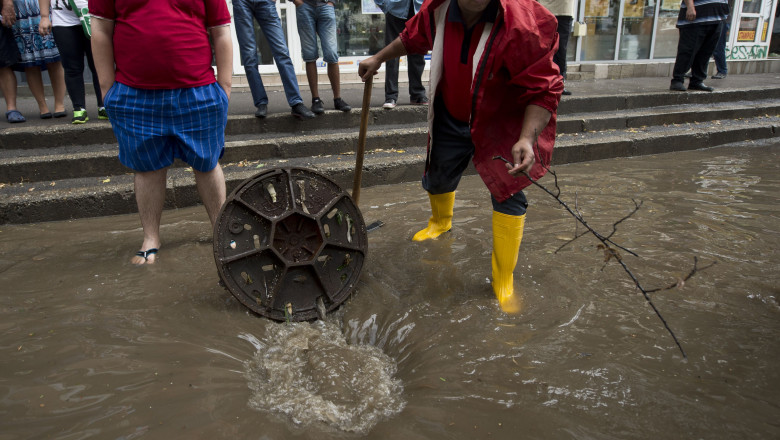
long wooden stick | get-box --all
[352,76,373,205]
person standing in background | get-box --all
[373,0,427,109]
[538,0,576,95]
[669,0,728,92]
[1,0,25,122]
[710,0,732,79]
[39,0,105,123]
[710,20,728,79]
[10,0,66,119]
[232,0,315,120]
[292,0,351,114]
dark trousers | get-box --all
[554,15,573,80]
[422,98,528,216]
[52,25,102,110]
[384,10,426,102]
[671,22,723,86]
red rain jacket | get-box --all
[400,0,563,201]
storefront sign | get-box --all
[738,30,756,41]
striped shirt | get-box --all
[677,0,729,27]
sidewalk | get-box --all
[4,72,780,128]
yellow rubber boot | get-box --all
[491,211,526,314]
[412,192,455,241]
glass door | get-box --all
[580,0,621,60]
[731,0,775,59]
[618,0,657,59]
[652,0,682,58]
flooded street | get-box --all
[1,142,778,439]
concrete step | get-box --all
[3,85,777,150]
[2,115,778,224]
[3,97,778,185]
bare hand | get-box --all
[219,82,231,101]
[505,139,535,177]
[1,3,15,27]
[358,56,381,82]
[686,6,696,21]
[39,16,52,35]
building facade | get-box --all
[228,0,779,75]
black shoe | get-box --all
[410,96,428,105]
[562,88,572,96]
[311,97,325,115]
[334,97,351,112]
[670,82,687,91]
[712,72,727,79]
[688,82,714,92]
[291,103,315,119]
[254,104,267,118]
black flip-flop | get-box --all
[134,248,158,262]
[53,111,67,118]
[40,112,52,119]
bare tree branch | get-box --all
[492,153,716,359]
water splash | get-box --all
[239,321,405,434]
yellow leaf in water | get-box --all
[50,182,56,186]
[102,178,110,183]
[397,150,405,153]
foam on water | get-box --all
[239,321,405,434]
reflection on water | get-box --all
[0,142,778,439]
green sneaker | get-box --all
[72,109,88,124]
[98,107,109,120]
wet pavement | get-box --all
[1,141,778,439]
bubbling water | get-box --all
[239,321,406,434]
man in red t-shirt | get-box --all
[90,0,233,265]
[359,0,562,313]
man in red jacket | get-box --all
[359,0,562,313]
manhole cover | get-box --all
[214,168,368,321]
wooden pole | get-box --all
[352,76,373,205]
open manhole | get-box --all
[214,168,368,321]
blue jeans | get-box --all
[713,22,729,74]
[295,2,339,63]
[233,0,303,107]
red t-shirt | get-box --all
[89,0,231,89]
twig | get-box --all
[493,154,715,359]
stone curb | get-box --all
[2,118,778,225]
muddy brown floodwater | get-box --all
[1,142,778,439]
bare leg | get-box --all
[131,168,168,265]
[0,66,18,112]
[46,61,66,113]
[193,164,226,227]
[24,67,50,115]
[305,61,319,99]
[327,62,340,99]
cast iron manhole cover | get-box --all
[214,168,368,321]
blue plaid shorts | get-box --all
[105,82,229,172]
